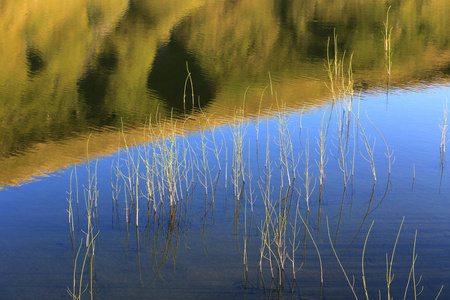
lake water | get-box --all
[1,0,450,299]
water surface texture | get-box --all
[0,0,449,299]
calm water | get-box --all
[1,0,450,299]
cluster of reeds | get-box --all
[111,114,189,227]
[325,29,355,187]
[257,117,293,285]
[325,30,396,189]
[109,108,230,276]
[249,87,305,288]
[106,57,395,294]
[254,28,418,296]
[67,88,443,298]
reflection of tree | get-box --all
[77,42,119,124]
[147,37,216,112]
[25,47,46,77]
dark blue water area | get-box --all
[0,172,75,299]
[1,85,450,299]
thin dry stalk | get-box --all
[386,217,405,300]
[204,113,223,172]
[67,232,99,300]
[299,207,323,285]
[440,101,448,164]
[258,219,268,273]
[183,62,195,113]
[258,121,274,277]
[366,112,395,176]
[355,113,377,183]
[67,170,76,247]
[383,6,393,77]
[256,86,268,145]
[362,221,375,300]
[327,217,359,299]
[303,130,315,213]
[403,230,421,300]
[231,94,247,201]
[316,111,329,188]
[287,193,302,280]
[198,118,211,197]
[276,101,297,187]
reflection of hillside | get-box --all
[0,85,325,188]
[0,0,125,156]
[2,78,450,189]
[1,0,450,186]
[0,0,206,156]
